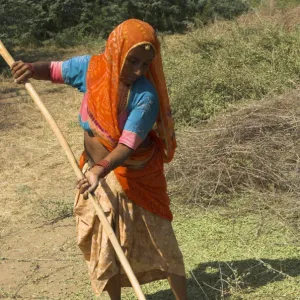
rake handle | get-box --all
[0,40,146,300]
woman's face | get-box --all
[120,44,155,85]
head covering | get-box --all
[87,19,176,162]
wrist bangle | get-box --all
[94,159,111,176]
[26,63,35,76]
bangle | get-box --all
[94,159,111,176]
[26,63,35,76]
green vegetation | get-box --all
[164,22,300,125]
[1,0,250,47]
[3,0,300,49]
[98,209,300,299]
[2,1,300,299]
[2,1,300,125]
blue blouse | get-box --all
[59,56,159,149]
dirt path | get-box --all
[0,218,95,299]
[0,77,106,299]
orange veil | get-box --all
[85,19,176,220]
[87,19,176,163]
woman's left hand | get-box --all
[77,166,106,199]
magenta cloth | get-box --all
[50,61,64,83]
[79,94,89,123]
[119,130,143,150]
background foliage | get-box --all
[164,22,300,125]
[2,0,300,125]
[0,0,250,47]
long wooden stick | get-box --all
[0,40,146,300]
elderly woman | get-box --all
[11,19,187,300]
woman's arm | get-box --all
[77,143,134,198]
[11,61,50,83]
[11,56,91,88]
[78,89,159,198]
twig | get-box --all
[202,281,222,292]
[190,270,210,300]
[1,257,78,262]
[13,263,39,298]
[237,236,295,280]
[43,212,73,225]
[219,263,225,299]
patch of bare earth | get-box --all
[0,76,105,299]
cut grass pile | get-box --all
[167,89,300,213]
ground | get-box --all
[1,74,300,299]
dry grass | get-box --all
[238,2,300,30]
[0,77,84,226]
[166,88,300,231]
[1,6,300,297]
[0,46,100,229]
[0,71,105,299]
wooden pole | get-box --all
[0,40,146,300]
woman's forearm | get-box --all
[91,143,133,178]
[104,143,133,170]
[31,61,51,80]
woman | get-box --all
[11,19,187,300]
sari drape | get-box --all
[85,19,176,220]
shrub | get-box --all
[162,21,300,125]
[0,0,250,48]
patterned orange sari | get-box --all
[84,19,176,220]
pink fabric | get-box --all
[50,61,64,83]
[119,130,143,150]
[80,94,89,122]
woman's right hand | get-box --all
[11,61,34,84]
[77,166,107,200]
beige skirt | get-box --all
[74,168,185,296]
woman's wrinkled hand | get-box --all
[77,166,106,200]
[11,61,34,84]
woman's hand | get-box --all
[11,61,34,84]
[77,165,106,199]
[77,143,133,200]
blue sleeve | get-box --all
[61,55,91,93]
[123,92,159,140]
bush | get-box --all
[162,21,300,125]
[0,0,250,48]
[199,0,250,24]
